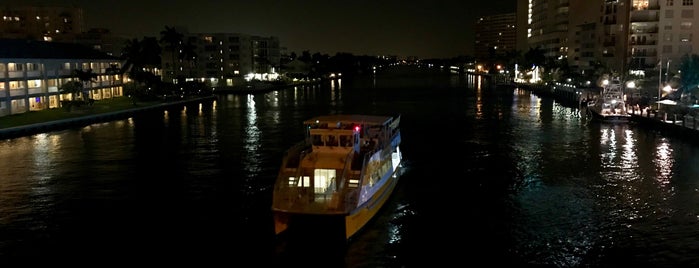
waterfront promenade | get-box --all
[0,95,217,140]
[3,79,698,141]
[515,81,699,141]
[0,79,327,140]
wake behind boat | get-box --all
[586,78,631,123]
[272,114,403,240]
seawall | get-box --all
[0,96,217,140]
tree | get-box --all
[678,54,699,102]
[122,38,143,73]
[160,26,183,83]
[72,69,97,100]
[523,47,546,72]
[59,80,83,100]
[299,50,312,63]
[121,36,162,90]
[180,40,197,78]
[58,80,83,111]
[140,37,162,70]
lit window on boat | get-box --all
[312,135,323,146]
[326,135,338,147]
[287,176,295,185]
[340,135,352,147]
[298,176,310,187]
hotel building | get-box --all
[0,39,124,117]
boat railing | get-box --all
[273,141,310,210]
[284,141,309,169]
[345,149,371,207]
[328,152,355,211]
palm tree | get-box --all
[122,38,143,74]
[59,80,83,100]
[121,37,162,87]
[160,26,183,83]
[58,80,83,111]
[73,69,97,100]
[679,54,699,102]
[179,40,197,79]
[140,37,162,71]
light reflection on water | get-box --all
[244,94,261,179]
[1,68,699,266]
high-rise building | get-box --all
[517,0,699,96]
[474,12,517,62]
[0,6,84,42]
[527,0,571,59]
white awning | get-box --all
[656,99,677,105]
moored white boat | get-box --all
[587,78,631,123]
[271,114,403,240]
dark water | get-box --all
[2,66,699,267]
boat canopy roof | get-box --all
[304,114,394,128]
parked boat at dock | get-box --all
[586,78,631,123]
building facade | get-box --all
[518,0,699,80]
[474,12,517,62]
[0,5,84,42]
[161,31,281,87]
[527,0,571,59]
[0,39,124,117]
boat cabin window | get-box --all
[312,133,354,147]
[312,134,323,146]
[289,176,310,187]
[326,135,338,147]
[340,135,352,147]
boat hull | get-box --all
[273,164,401,240]
[587,108,631,123]
[343,165,400,239]
[586,78,630,123]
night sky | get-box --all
[13,0,516,59]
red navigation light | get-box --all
[354,125,360,132]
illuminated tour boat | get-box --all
[272,114,403,240]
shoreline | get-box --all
[0,79,325,140]
[0,95,217,140]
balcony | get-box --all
[630,51,658,57]
[630,11,659,22]
[631,27,658,34]
[629,40,657,46]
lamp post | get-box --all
[658,58,663,110]
[627,81,636,114]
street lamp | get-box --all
[659,58,663,110]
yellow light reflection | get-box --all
[244,95,260,174]
[600,127,617,166]
[621,129,637,171]
[654,139,673,185]
[599,126,640,180]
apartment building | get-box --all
[596,0,630,75]
[527,0,571,59]
[656,0,699,75]
[162,30,281,87]
[0,5,84,42]
[474,13,517,62]
[0,39,124,117]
